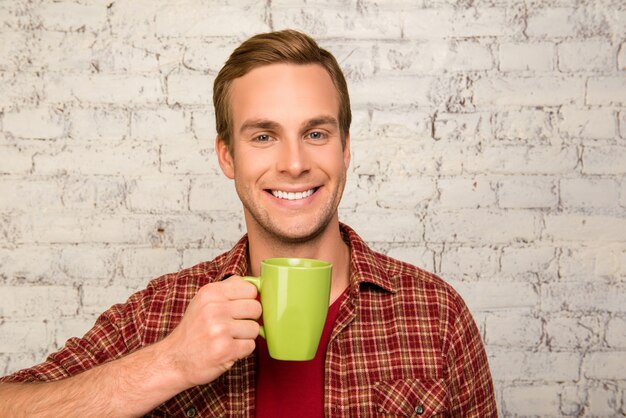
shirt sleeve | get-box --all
[443,296,498,417]
[0,285,155,384]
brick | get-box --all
[350,76,432,107]
[34,2,107,32]
[498,176,558,209]
[108,0,157,38]
[499,42,554,71]
[3,107,65,139]
[500,246,557,277]
[0,178,63,210]
[526,8,576,38]
[126,176,189,213]
[426,209,539,244]
[474,76,584,106]
[19,213,142,244]
[606,317,626,348]
[82,285,138,315]
[0,145,33,174]
[545,316,602,350]
[62,176,126,211]
[542,280,626,312]
[272,5,401,39]
[121,248,181,279]
[49,316,96,352]
[558,41,615,72]
[545,214,626,242]
[0,31,30,71]
[0,320,47,353]
[621,111,626,139]
[486,312,542,347]
[385,246,434,272]
[436,177,496,209]
[584,352,626,380]
[466,145,579,174]
[587,385,620,416]
[583,146,626,175]
[433,112,491,142]
[560,246,624,279]
[367,109,431,141]
[622,179,626,208]
[342,209,423,243]
[494,108,555,141]
[69,107,129,141]
[34,142,159,176]
[502,385,561,416]
[377,40,493,74]
[161,140,220,175]
[60,247,117,281]
[45,74,164,105]
[0,286,78,319]
[560,178,620,209]
[449,280,538,311]
[189,175,241,212]
[155,2,269,37]
[440,246,499,279]
[131,109,189,141]
[0,247,61,283]
[182,39,238,73]
[91,38,162,73]
[587,77,626,106]
[403,8,512,38]
[1,353,44,377]
[30,32,96,72]
[191,109,217,142]
[559,107,616,140]
[488,350,581,381]
[166,73,213,106]
[0,72,43,108]
[376,177,436,209]
[182,248,230,270]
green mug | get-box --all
[243,258,332,361]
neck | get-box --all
[246,217,350,303]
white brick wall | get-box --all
[1,1,625,416]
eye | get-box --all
[306,131,325,140]
[254,134,271,142]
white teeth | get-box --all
[271,188,315,200]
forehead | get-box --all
[228,63,340,129]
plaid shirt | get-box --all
[1,224,497,417]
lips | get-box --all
[270,188,316,201]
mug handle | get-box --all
[242,276,266,339]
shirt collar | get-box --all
[215,223,397,294]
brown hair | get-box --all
[213,29,351,149]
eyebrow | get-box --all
[239,115,339,134]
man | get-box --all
[0,30,497,416]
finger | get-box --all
[232,338,256,359]
[231,319,261,340]
[221,275,258,300]
[230,299,262,320]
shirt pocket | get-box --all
[373,378,449,417]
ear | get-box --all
[216,135,235,179]
[343,134,351,169]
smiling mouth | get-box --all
[270,188,317,201]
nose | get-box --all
[276,138,311,177]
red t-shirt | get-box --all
[255,291,345,418]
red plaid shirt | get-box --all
[1,224,497,417]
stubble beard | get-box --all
[237,175,346,247]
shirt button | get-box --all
[415,404,425,415]
[186,407,197,417]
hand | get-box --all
[160,276,261,389]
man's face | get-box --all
[217,63,351,244]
